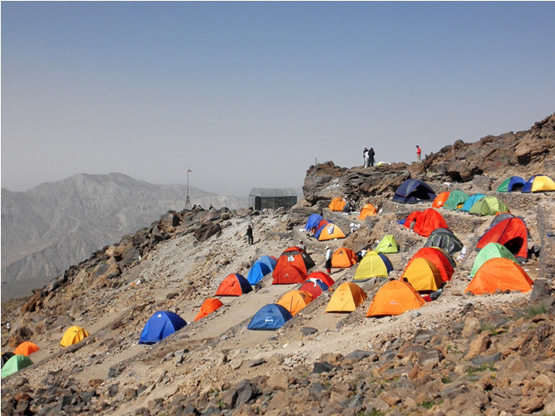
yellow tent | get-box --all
[318,223,346,241]
[353,251,391,281]
[359,203,377,219]
[328,197,346,212]
[60,326,89,347]
[531,176,555,192]
[402,258,443,292]
[326,282,367,312]
[277,290,313,316]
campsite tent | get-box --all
[490,212,516,229]
[194,298,224,321]
[1,355,33,378]
[522,175,555,193]
[14,341,40,357]
[247,260,272,285]
[215,273,252,296]
[331,247,358,268]
[328,197,346,211]
[305,213,323,231]
[402,258,444,292]
[443,190,469,210]
[305,271,335,287]
[139,311,186,344]
[2,352,15,368]
[313,220,330,239]
[497,176,527,192]
[277,290,313,316]
[392,179,436,204]
[318,223,346,241]
[299,279,329,299]
[470,243,515,278]
[465,258,533,295]
[424,228,464,256]
[404,208,448,237]
[461,194,486,212]
[273,247,315,284]
[366,280,426,317]
[258,255,277,271]
[469,196,508,216]
[476,217,528,259]
[432,192,450,209]
[359,203,377,219]
[353,252,393,281]
[60,326,89,347]
[247,304,293,330]
[326,282,367,312]
[407,247,455,282]
[375,235,399,254]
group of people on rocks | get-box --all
[363,145,422,168]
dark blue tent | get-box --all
[305,214,323,231]
[139,311,186,344]
[377,253,394,273]
[247,304,293,330]
[247,261,272,285]
[508,176,527,192]
[392,179,437,204]
[462,194,485,212]
[258,256,277,271]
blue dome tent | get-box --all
[392,179,436,204]
[247,304,293,330]
[139,311,187,344]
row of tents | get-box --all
[496,175,555,193]
[432,191,509,216]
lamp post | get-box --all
[185,168,192,210]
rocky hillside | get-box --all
[1,114,554,416]
[1,173,247,299]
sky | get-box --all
[2,2,555,197]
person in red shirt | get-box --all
[416,145,422,161]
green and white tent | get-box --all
[375,235,399,254]
[443,190,469,210]
[470,243,516,277]
[1,355,33,379]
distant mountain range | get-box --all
[1,172,247,297]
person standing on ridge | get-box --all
[325,246,332,274]
[416,145,422,161]
[368,147,375,167]
[246,225,253,245]
[363,148,369,168]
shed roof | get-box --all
[249,188,298,197]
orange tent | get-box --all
[406,247,454,282]
[465,258,533,295]
[331,247,358,268]
[194,298,224,321]
[318,223,346,241]
[277,290,313,316]
[215,274,252,296]
[14,341,40,357]
[326,282,367,312]
[402,258,443,292]
[432,192,450,208]
[305,271,335,287]
[359,203,377,219]
[367,280,426,317]
[273,246,314,284]
[328,197,346,212]
[404,208,448,237]
[272,264,307,284]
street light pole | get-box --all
[185,168,191,210]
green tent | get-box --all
[469,196,508,216]
[443,190,470,210]
[375,235,399,253]
[1,355,33,379]
[470,242,516,277]
[496,178,511,192]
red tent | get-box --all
[476,218,528,259]
[406,247,455,282]
[404,208,448,237]
[305,271,335,287]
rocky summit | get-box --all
[1,114,555,416]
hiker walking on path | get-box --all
[368,147,375,167]
[246,225,253,245]
[416,145,422,161]
[363,148,369,168]
[325,246,332,273]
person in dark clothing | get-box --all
[368,147,375,167]
[246,225,253,245]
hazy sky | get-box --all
[2,2,554,197]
